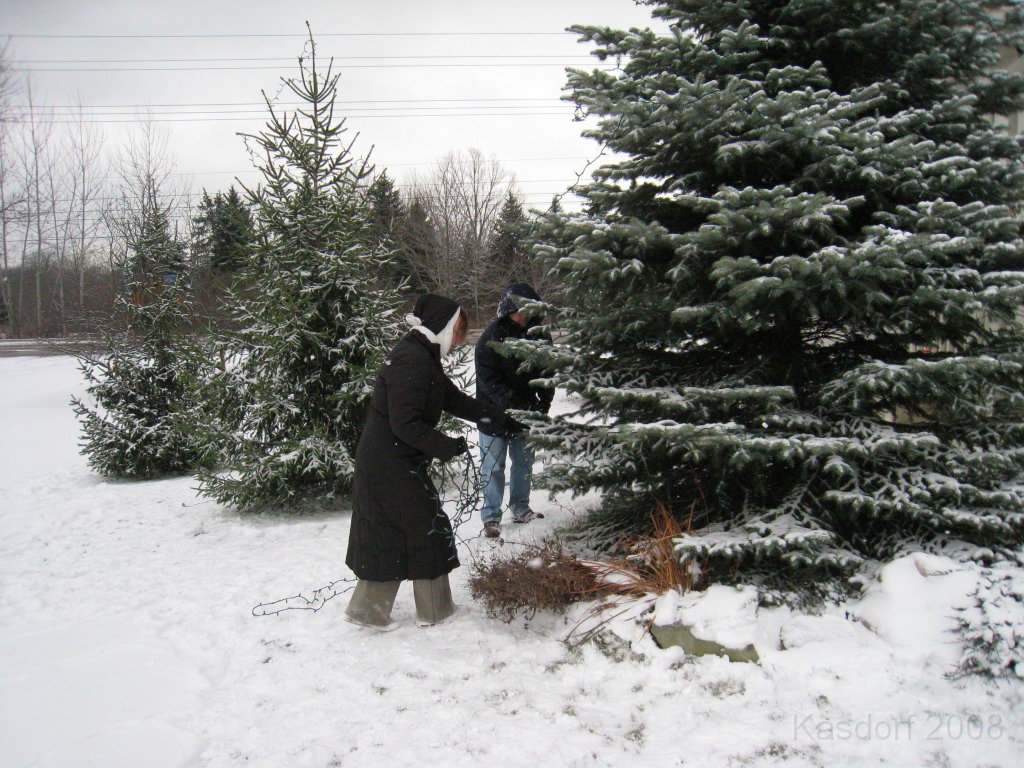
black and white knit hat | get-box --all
[406,294,462,355]
[406,294,460,333]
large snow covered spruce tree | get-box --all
[518,0,1024,582]
[72,196,206,478]
[196,36,402,511]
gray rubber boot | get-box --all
[345,579,401,630]
[413,574,456,626]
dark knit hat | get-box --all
[497,282,541,317]
[407,293,461,333]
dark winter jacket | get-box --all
[475,315,554,436]
[346,330,505,582]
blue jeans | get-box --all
[478,431,535,524]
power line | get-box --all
[12,108,573,119]
[5,32,572,39]
[9,99,569,120]
[124,156,598,178]
[15,97,564,109]
[6,111,576,124]
[11,106,569,115]
[20,55,591,64]
[15,62,603,72]
[37,179,588,206]
[12,196,585,229]
[12,103,567,118]
[18,156,595,184]
[12,186,586,214]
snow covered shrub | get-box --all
[73,343,207,478]
[956,566,1024,679]
[72,199,207,478]
[514,0,1024,589]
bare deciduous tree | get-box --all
[21,80,55,335]
[0,54,147,339]
[403,148,518,319]
[61,99,109,325]
[107,114,187,291]
[0,42,23,334]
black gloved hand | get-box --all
[503,416,528,437]
[441,436,470,462]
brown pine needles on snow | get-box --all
[468,501,701,628]
[468,543,595,623]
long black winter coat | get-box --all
[346,331,504,582]
[475,316,554,436]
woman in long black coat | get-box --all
[345,294,508,630]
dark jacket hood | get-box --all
[497,283,540,317]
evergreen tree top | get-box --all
[565,0,1024,206]
[238,26,377,267]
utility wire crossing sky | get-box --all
[2,0,660,208]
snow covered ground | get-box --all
[1,354,1022,767]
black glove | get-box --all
[441,436,469,462]
[503,416,528,437]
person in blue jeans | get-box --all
[475,283,554,538]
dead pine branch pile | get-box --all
[468,502,700,637]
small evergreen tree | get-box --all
[192,186,255,274]
[489,191,527,277]
[394,194,440,295]
[489,190,558,302]
[191,189,216,269]
[72,195,206,477]
[367,171,405,246]
[367,171,414,291]
[215,186,256,273]
[196,32,403,511]
[521,0,1024,585]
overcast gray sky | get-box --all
[2,0,658,209]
